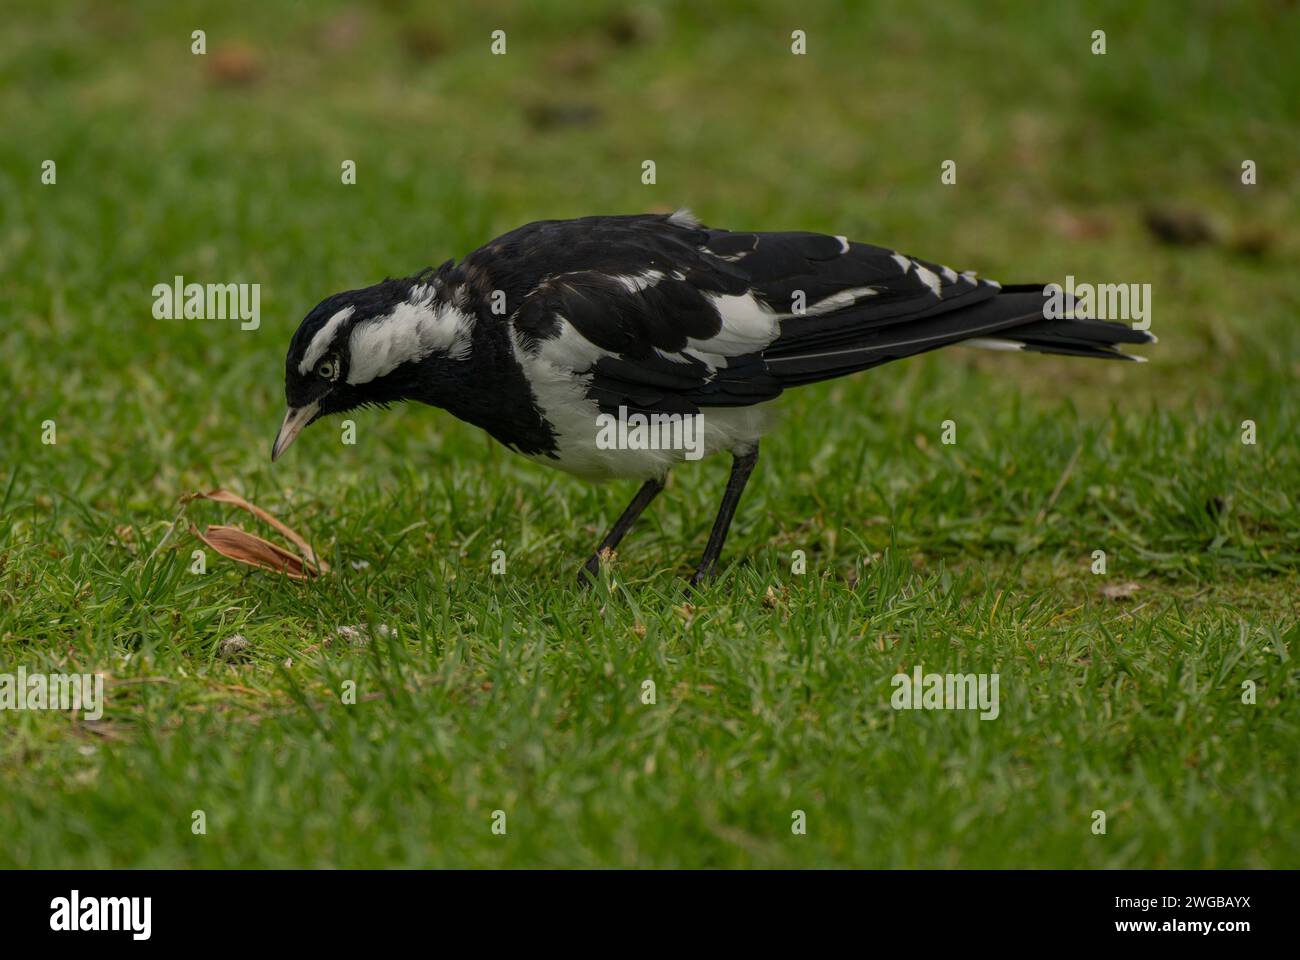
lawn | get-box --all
[1,0,1297,868]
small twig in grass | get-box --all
[1047,603,1085,626]
[106,677,177,687]
[145,503,191,564]
[1035,442,1083,526]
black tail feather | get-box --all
[765,287,1154,385]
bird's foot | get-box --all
[688,562,716,589]
[577,547,616,588]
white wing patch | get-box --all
[911,263,943,298]
[653,347,695,365]
[891,250,982,298]
[961,269,998,289]
[536,314,612,371]
[299,306,355,374]
[614,270,666,293]
[686,285,886,355]
[806,286,878,315]
[347,297,474,384]
[691,292,781,355]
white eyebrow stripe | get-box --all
[299,306,355,374]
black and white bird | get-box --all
[273,211,1153,584]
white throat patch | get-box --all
[346,292,474,385]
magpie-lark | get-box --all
[274,210,1153,584]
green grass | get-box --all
[1,0,1298,868]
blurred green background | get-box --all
[0,1,1297,868]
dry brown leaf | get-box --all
[190,524,315,579]
[183,488,328,579]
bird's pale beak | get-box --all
[271,401,320,462]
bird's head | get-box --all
[271,269,474,461]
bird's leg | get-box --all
[690,444,759,587]
[578,476,666,585]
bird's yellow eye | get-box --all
[317,359,337,380]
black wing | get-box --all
[466,212,1141,415]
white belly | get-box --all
[527,402,777,481]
